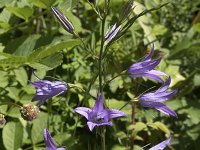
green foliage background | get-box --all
[0,0,200,149]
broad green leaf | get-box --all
[112,145,126,150]
[58,0,79,11]
[149,122,170,135]
[0,56,27,69]
[6,87,20,101]
[7,107,21,118]
[0,0,13,8]
[31,112,48,145]
[28,39,81,61]
[5,35,41,56]
[28,0,56,9]
[14,67,28,86]
[3,121,23,150]
[6,6,33,21]
[0,9,12,30]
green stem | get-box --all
[99,14,106,93]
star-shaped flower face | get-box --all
[128,44,167,83]
[30,72,67,108]
[139,77,178,117]
[75,94,126,131]
[149,136,171,150]
[44,128,66,150]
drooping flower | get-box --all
[51,6,74,33]
[149,136,171,150]
[30,71,67,108]
[128,44,167,83]
[105,24,121,43]
[139,77,177,117]
[74,93,126,131]
[44,128,66,150]
[20,104,39,121]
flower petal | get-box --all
[74,107,92,120]
[107,109,126,119]
[44,128,57,150]
[128,58,161,75]
[93,94,104,113]
[140,101,177,117]
[149,136,171,150]
[139,90,178,102]
[87,121,113,132]
[144,43,154,61]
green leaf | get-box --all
[6,6,33,21]
[14,67,28,86]
[0,56,27,69]
[3,121,23,150]
[28,39,81,61]
[31,112,48,145]
[28,0,56,9]
[58,0,79,11]
[4,35,41,56]
[151,24,168,36]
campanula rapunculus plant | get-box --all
[30,72,67,108]
[44,128,66,150]
[139,77,178,117]
[51,6,74,33]
[75,93,126,131]
[149,136,171,150]
[128,44,167,83]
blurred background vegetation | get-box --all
[0,0,200,149]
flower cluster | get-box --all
[128,44,178,117]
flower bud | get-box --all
[51,6,74,33]
[119,0,134,23]
[0,114,6,126]
[20,104,39,121]
[105,24,121,43]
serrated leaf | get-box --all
[31,112,48,145]
[3,121,23,150]
[6,6,33,21]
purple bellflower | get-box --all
[105,24,121,43]
[139,77,177,117]
[30,72,67,108]
[128,44,167,83]
[44,128,66,150]
[74,94,126,131]
[149,136,171,150]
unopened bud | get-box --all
[119,0,134,23]
[20,104,39,121]
[0,114,6,126]
[105,24,121,43]
[51,6,74,33]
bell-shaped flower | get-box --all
[51,6,74,33]
[139,77,177,117]
[74,94,126,131]
[44,128,66,150]
[128,44,167,83]
[30,72,67,108]
[149,136,171,150]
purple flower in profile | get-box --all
[105,24,121,43]
[74,93,126,131]
[44,128,66,150]
[139,77,177,117]
[30,72,67,108]
[128,44,167,83]
[149,136,171,150]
